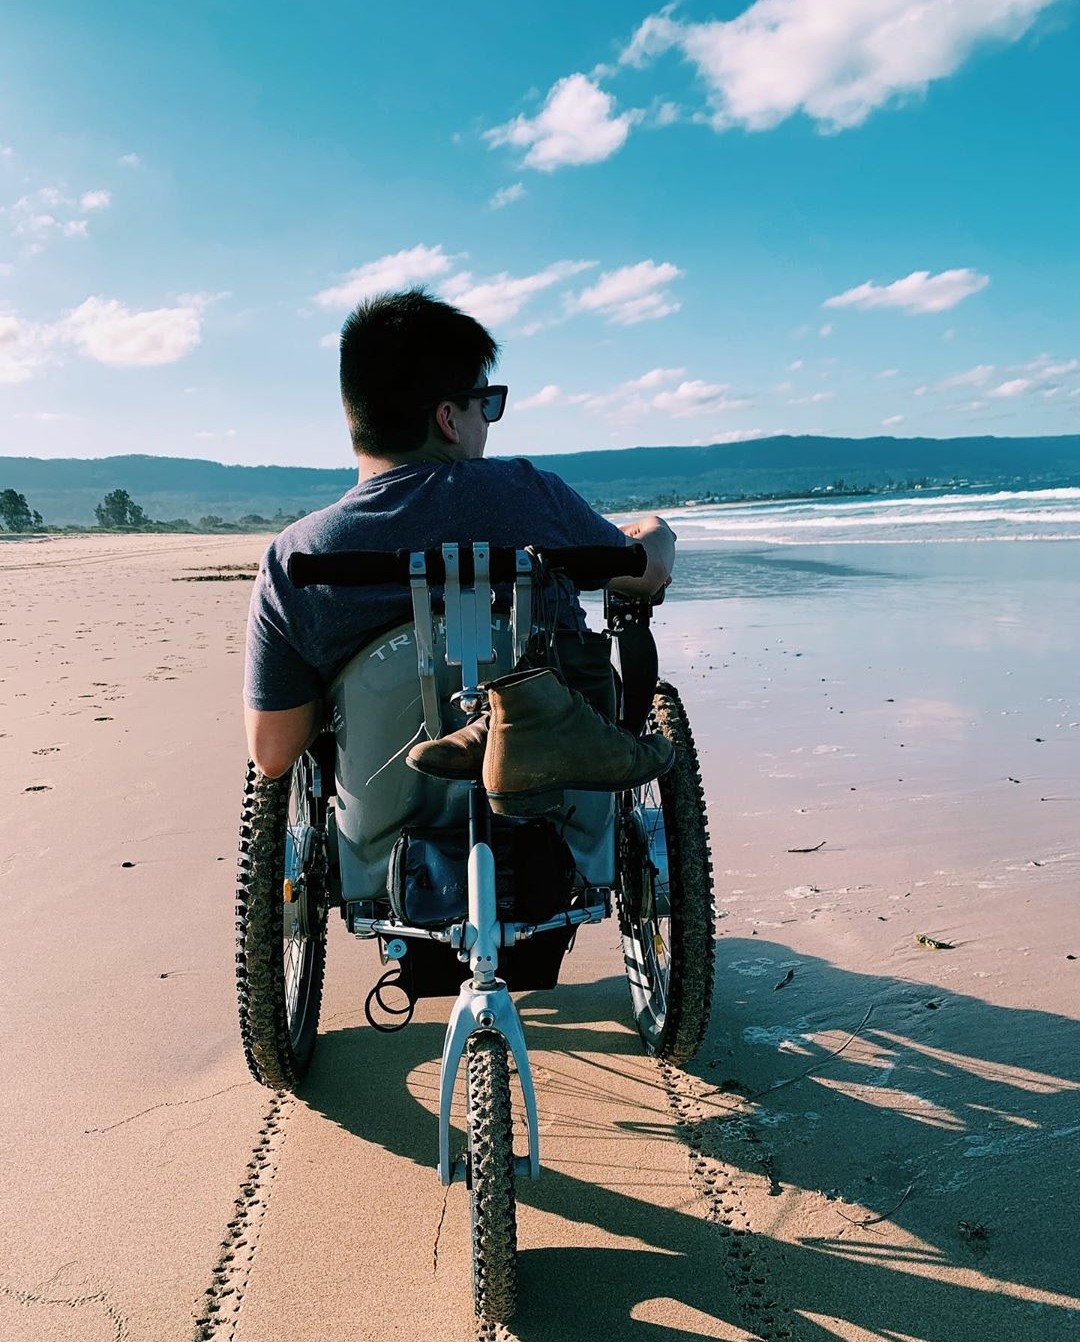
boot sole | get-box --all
[486,787,565,818]
[404,754,481,782]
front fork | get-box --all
[436,776,541,1185]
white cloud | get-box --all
[882,414,905,427]
[934,354,1079,402]
[567,259,682,325]
[0,145,13,159]
[525,366,755,429]
[490,182,526,209]
[61,294,205,367]
[442,260,595,325]
[486,73,642,171]
[314,243,455,308]
[3,186,105,250]
[0,312,55,384]
[819,322,833,337]
[876,367,900,378]
[572,367,686,416]
[627,366,686,390]
[708,428,765,444]
[652,379,752,417]
[787,359,804,371]
[789,390,835,404]
[824,268,990,315]
[319,331,339,349]
[1021,354,1079,381]
[652,100,682,127]
[620,1,1055,133]
[118,153,140,167]
[517,384,564,409]
[939,363,996,389]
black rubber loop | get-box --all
[363,968,415,1034]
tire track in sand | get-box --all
[192,1093,293,1341]
[660,1059,798,1342]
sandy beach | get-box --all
[1,532,1078,1342]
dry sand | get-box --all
[1,533,1077,1342]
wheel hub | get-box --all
[284,822,326,940]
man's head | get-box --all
[339,288,500,460]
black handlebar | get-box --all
[287,543,647,591]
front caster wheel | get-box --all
[467,1032,518,1322]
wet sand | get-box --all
[1,533,1077,1342]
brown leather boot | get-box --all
[482,668,674,817]
[406,714,488,780]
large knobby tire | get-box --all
[618,680,715,1064]
[467,1032,518,1323]
[236,756,328,1090]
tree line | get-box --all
[0,487,301,533]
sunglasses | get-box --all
[452,384,509,423]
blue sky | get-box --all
[2,0,1078,467]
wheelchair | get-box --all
[234,542,715,1322]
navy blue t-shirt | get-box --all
[244,457,627,711]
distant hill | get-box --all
[3,435,1079,526]
[534,434,1080,508]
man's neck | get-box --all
[357,441,462,482]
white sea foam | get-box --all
[672,486,1080,544]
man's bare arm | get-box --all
[244,701,322,779]
[610,514,677,597]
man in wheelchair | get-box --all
[236,290,714,1323]
[243,287,677,807]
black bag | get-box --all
[387,819,575,929]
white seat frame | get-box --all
[347,543,609,1185]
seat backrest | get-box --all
[326,542,617,903]
[327,614,515,901]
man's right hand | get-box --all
[610,514,676,598]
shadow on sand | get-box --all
[300,938,1079,1341]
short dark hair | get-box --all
[338,288,499,456]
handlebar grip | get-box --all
[538,543,647,589]
[287,543,647,591]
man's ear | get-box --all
[433,400,460,443]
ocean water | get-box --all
[597,484,1080,605]
[664,486,1080,547]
